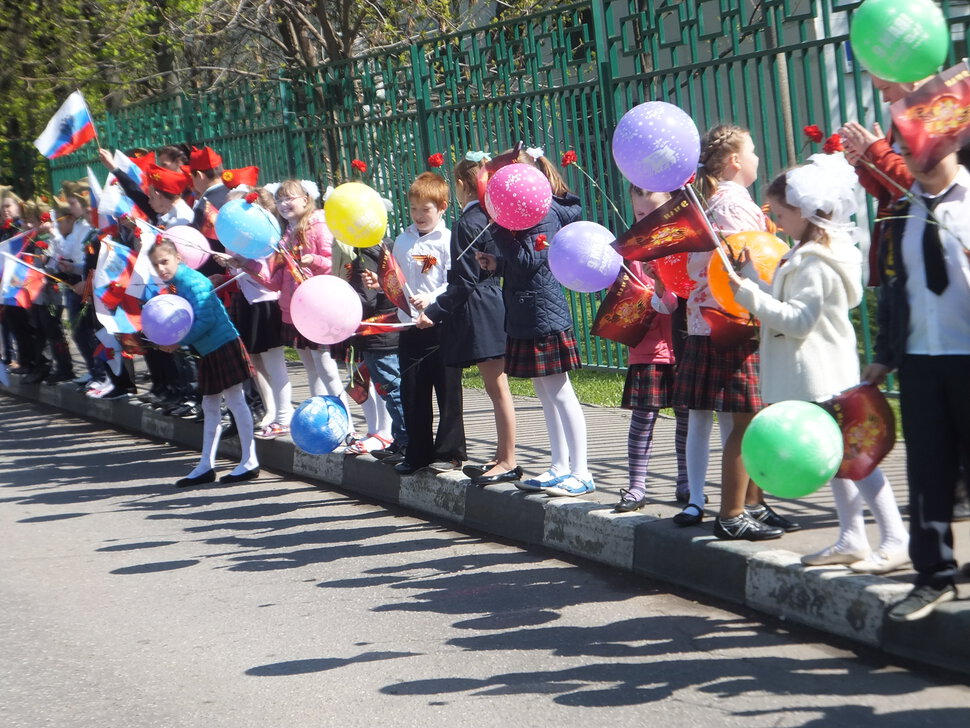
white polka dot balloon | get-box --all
[485,163,553,231]
[612,101,701,193]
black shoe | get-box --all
[613,488,647,513]
[394,461,425,475]
[673,503,704,526]
[175,469,216,487]
[43,371,74,385]
[23,362,51,384]
[747,503,801,532]
[676,490,709,505]
[101,389,134,401]
[219,467,260,484]
[713,512,784,541]
[428,459,461,473]
[372,443,403,461]
[473,466,524,486]
[887,583,957,622]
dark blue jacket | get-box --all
[491,193,582,339]
[166,263,238,355]
[424,201,506,366]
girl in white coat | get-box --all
[728,153,909,573]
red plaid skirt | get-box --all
[671,334,762,412]
[622,363,676,410]
[198,337,255,395]
[505,329,581,379]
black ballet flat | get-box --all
[472,466,524,486]
[175,469,216,488]
[219,467,260,484]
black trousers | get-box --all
[31,303,74,376]
[898,354,970,587]
[4,304,43,370]
[398,326,466,467]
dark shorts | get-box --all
[622,362,675,410]
[671,334,762,412]
[505,329,581,379]
[198,337,255,396]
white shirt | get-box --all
[57,219,92,276]
[902,167,970,355]
[392,220,451,324]
[159,199,194,229]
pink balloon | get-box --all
[485,163,553,230]
[163,225,212,270]
[291,275,363,345]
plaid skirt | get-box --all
[505,329,581,379]
[622,363,676,410]
[671,334,762,412]
[198,337,255,395]
[231,298,282,355]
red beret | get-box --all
[189,146,223,171]
[221,166,259,189]
[132,151,156,175]
[147,164,192,195]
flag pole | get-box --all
[1,251,68,284]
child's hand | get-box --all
[839,121,880,161]
[475,251,497,271]
[56,258,74,274]
[361,269,381,290]
[211,252,232,268]
[409,292,432,310]
[97,148,115,171]
[300,254,314,266]
[157,343,180,353]
[643,263,665,297]
[415,312,435,329]
[861,363,890,387]
[72,282,85,296]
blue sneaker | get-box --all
[515,469,569,492]
[544,475,596,497]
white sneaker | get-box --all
[544,474,596,497]
[87,381,116,399]
[801,544,869,566]
[849,548,911,574]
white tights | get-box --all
[359,380,391,440]
[531,373,589,479]
[828,467,908,553]
[187,383,259,478]
[297,347,349,411]
[685,409,732,508]
[253,346,293,427]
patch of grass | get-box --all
[462,367,627,408]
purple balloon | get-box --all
[142,294,194,346]
[549,221,623,293]
[612,101,700,192]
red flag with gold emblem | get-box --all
[818,383,896,480]
[377,243,410,313]
[891,60,970,173]
[590,269,656,347]
[612,188,719,262]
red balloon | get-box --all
[652,252,695,299]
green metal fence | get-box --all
[49,0,970,373]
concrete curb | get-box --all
[5,378,969,677]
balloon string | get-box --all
[455,220,494,258]
[568,161,628,231]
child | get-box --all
[148,238,260,486]
[614,186,688,512]
[729,154,908,573]
[672,123,796,538]
[418,153,518,484]
[862,141,970,621]
[476,148,592,496]
[261,180,347,409]
[216,188,291,440]
[367,172,466,473]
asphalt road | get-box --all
[1,397,968,728]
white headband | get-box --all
[264,180,321,201]
[785,152,858,232]
[525,146,544,160]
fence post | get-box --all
[408,44,433,165]
[278,71,299,178]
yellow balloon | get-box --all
[323,182,388,248]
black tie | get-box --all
[922,195,950,295]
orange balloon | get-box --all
[708,231,789,317]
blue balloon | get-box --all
[214,197,281,259]
[290,395,352,455]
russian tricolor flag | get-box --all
[33,91,97,159]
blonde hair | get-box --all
[517,151,570,197]
[697,124,750,199]
[275,179,316,251]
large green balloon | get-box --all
[741,401,844,499]
[849,0,950,84]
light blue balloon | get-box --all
[291,395,352,455]
[214,198,281,259]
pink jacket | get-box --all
[249,210,333,324]
[627,262,678,366]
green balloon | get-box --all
[849,0,950,84]
[741,401,844,499]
